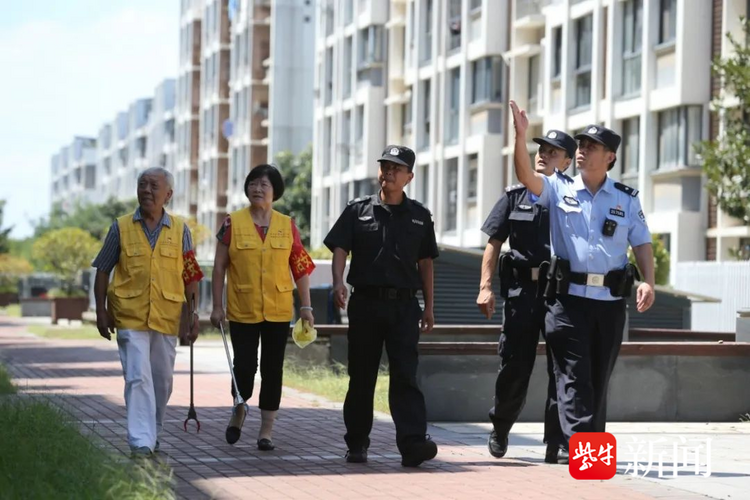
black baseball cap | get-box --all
[575,125,621,153]
[533,130,577,159]
[377,145,416,171]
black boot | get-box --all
[488,430,509,458]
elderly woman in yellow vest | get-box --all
[93,167,203,459]
[211,164,316,451]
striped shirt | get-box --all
[92,208,194,274]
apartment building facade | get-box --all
[175,0,204,220]
[226,0,316,214]
[310,0,750,282]
[311,0,512,250]
[50,136,98,209]
[146,79,178,174]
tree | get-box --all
[33,197,139,241]
[273,147,313,247]
[0,254,33,293]
[696,18,750,227]
[628,234,671,286]
[0,200,12,254]
[31,228,99,296]
[185,217,211,247]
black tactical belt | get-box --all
[512,266,541,282]
[569,270,623,288]
[354,287,417,300]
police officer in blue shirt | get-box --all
[477,129,576,464]
[509,101,655,446]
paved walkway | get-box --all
[0,316,741,499]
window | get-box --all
[402,99,412,138]
[552,27,562,79]
[358,26,383,68]
[445,159,458,231]
[354,105,364,163]
[421,0,433,63]
[344,0,353,25]
[574,15,593,108]
[323,117,332,174]
[621,117,640,177]
[622,0,643,95]
[528,55,540,113]
[342,110,351,171]
[657,106,702,170]
[659,0,676,44]
[420,79,431,149]
[470,0,481,10]
[325,47,333,105]
[471,57,502,104]
[446,68,460,144]
[738,238,750,260]
[343,36,353,98]
[447,0,462,53]
[467,154,478,201]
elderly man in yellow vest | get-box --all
[93,167,203,459]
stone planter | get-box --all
[51,297,89,324]
[20,297,52,317]
[0,292,18,307]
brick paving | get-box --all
[0,316,712,500]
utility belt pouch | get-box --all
[537,261,550,299]
[554,257,571,297]
[499,253,513,299]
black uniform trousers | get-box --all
[229,321,290,411]
[344,292,427,454]
[544,295,626,442]
[489,288,563,447]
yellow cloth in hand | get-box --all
[292,318,317,349]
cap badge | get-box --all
[548,131,557,139]
[389,147,400,156]
[588,127,598,134]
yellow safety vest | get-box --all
[107,212,185,335]
[226,208,295,323]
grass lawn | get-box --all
[0,304,20,317]
[0,362,173,499]
[0,364,15,395]
[27,324,103,340]
[283,361,390,414]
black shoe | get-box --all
[544,444,568,465]
[345,447,368,463]
[257,438,275,451]
[225,404,248,445]
[401,438,438,467]
[488,430,508,459]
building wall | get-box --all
[175,0,203,220]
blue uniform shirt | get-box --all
[538,172,651,301]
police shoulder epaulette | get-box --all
[556,170,574,183]
[347,196,370,206]
[614,182,639,197]
[410,198,433,216]
[505,183,525,193]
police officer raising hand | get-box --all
[479,120,576,464]
[510,100,656,450]
[324,145,440,469]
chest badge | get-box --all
[358,216,373,222]
[517,204,533,211]
[563,196,580,207]
[609,206,625,218]
[412,219,424,226]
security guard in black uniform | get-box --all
[477,129,575,465]
[324,145,439,468]
[509,101,656,447]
